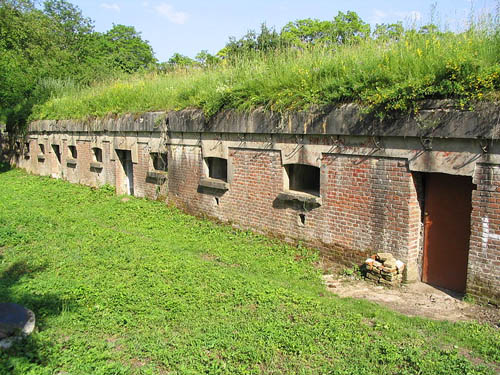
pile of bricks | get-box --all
[364,252,405,286]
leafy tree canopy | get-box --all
[0,0,156,131]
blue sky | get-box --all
[70,0,497,62]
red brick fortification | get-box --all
[9,104,500,305]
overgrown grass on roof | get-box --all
[31,27,500,122]
[0,165,499,374]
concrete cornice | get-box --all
[28,101,500,140]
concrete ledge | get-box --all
[67,159,77,167]
[199,177,229,191]
[27,101,500,140]
[277,191,322,206]
[90,162,103,170]
[146,171,167,184]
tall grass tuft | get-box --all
[31,24,500,121]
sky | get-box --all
[70,0,498,62]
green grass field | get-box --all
[0,164,499,375]
[31,29,500,122]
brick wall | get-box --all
[167,148,422,277]
[468,164,500,304]
[167,145,203,212]
[11,129,499,304]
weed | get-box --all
[30,26,500,122]
[464,293,477,304]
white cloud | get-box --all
[370,9,422,24]
[371,9,388,24]
[154,3,189,25]
[100,3,120,12]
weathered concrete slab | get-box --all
[28,101,500,140]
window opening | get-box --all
[39,144,45,154]
[92,147,103,163]
[298,213,306,226]
[284,164,320,196]
[206,157,227,182]
[151,152,167,171]
[52,144,61,163]
[68,145,77,159]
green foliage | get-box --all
[0,168,498,374]
[223,23,282,58]
[167,53,197,68]
[373,22,404,41]
[281,18,335,47]
[195,50,220,67]
[0,0,156,132]
[2,4,500,128]
[102,24,157,73]
[279,11,371,49]
[32,23,500,121]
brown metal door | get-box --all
[423,173,473,293]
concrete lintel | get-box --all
[199,177,229,191]
[277,191,322,206]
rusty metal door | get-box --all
[422,173,473,293]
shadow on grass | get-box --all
[0,162,11,173]
[0,260,75,373]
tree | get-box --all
[103,24,156,73]
[281,18,334,47]
[331,11,371,45]
[223,23,281,57]
[0,1,158,131]
[167,53,196,68]
[373,22,404,41]
[195,50,219,67]
[280,11,370,48]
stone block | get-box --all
[384,259,397,269]
[366,272,380,281]
[376,252,395,262]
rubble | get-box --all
[364,253,405,287]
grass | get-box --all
[31,28,500,122]
[0,164,499,374]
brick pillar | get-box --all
[468,164,500,305]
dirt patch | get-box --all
[323,274,500,328]
[199,253,240,268]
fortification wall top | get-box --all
[28,101,500,140]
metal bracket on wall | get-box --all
[371,136,383,150]
[420,136,433,151]
[327,135,343,153]
[210,133,223,150]
[479,138,490,154]
[238,134,246,146]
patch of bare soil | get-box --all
[322,274,500,328]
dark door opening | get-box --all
[422,173,473,293]
[116,149,134,196]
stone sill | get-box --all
[277,190,322,206]
[147,171,167,183]
[199,177,229,191]
[66,159,77,167]
[37,154,45,162]
[90,162,103,170]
